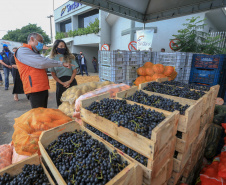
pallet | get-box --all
[81,92,179,160]
[39,121,142,185]
[0,154,55,185]
[83,121,175,185]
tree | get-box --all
[171,16,223,54]
[2,24,51,44]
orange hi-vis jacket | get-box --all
[15,44,50,94]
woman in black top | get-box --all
[10,47,24,101]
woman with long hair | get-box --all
[50,40,78,107]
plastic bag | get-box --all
[58,101,74,117]
[0,144,13,170]
[12,147,29,164]
[73,83,130,119]
[12,108,72,156]
[200,156,226,185]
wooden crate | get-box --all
[208,85,220,124]
[39,121,142,185]
[135,86,203,133]
[0,154,55,185]
[83,121,175,184]
[81,92,179,159]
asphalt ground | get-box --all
[0,70,98,145]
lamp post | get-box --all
[47,15,54,43]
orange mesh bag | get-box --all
[12,108,72,156]
[0,144,13,170]
[73,83,130,119]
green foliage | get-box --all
[171,16,224,54]
[2,24,51,44]
[55,18,100,39]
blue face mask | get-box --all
[35,39,44,51]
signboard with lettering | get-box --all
[61,2,82,17]
[136,30,154,50]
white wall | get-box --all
[204,13,218,32]
[109,12,210,52]
[99,11,111,49]
[110,17,131,50]
[72,45,99,73]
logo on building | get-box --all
[137,35,144,42]
[61,2,82,16]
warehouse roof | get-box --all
[73,0,226,23]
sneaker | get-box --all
[5,87,8,90]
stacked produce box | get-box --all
[138,80,219,185]
[80,91,179,184]
[189,54,226,100]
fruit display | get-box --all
[0,164,50,185]
[58,101,74,117]
[125,90,190,115]
[12,108,72,156]
[134,62,177,86]
[85,98,166,139]
[61,81,113,105]
[86,124,148,166]
[143,82,205,100]
[46,130,128,184]
[162,81,210,91]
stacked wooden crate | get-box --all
[139,81,219,185]
[38,121,143,185]
[80,92,179,185]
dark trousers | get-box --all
[56,76,77,107]
[93,64,98,72]
[0,71,2,81]
[27,90,49,109]
[3,67,12,88]
[80,65,88,76]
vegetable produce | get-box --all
[12,108,72,156]
[0,145,12,170]
[153,64,165,74]
[86,98,166,139]
[137,67,146,76]
[46,130,128,184]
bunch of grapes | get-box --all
[86,98,166,139]
[46,130,128,185]
[0,164,50,185]
[162,81,210,91]
[126,90,190,115]
[143,82,205,100]
[86,124,148,166]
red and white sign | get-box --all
[169,39,180,51]
[101,44,110,51]
[128,41,137,51]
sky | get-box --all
[0,0,68,40]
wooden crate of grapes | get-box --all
[0,154,55,185]
[39,121,143,185]
[80,92,179,160]
[83,122,175,185]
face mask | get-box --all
[35,39,44,51]
[57,48,66,55]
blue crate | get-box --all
[192,54,226,70]
[189,68,223,86]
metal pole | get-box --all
[47,15,54,43]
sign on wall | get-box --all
[136,29,154,50]
[101,44,110,51]
[61,2,82,16]
[128,41,137,51]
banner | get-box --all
[136,29,154,50]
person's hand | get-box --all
[62,81,71,88]
[7,65,12,69]
[63,63,75,69]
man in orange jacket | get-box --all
[15,32,72,108]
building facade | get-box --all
[54,1,226,72]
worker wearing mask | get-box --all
[14,32,73,108]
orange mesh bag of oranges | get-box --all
[12,108,72,156]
